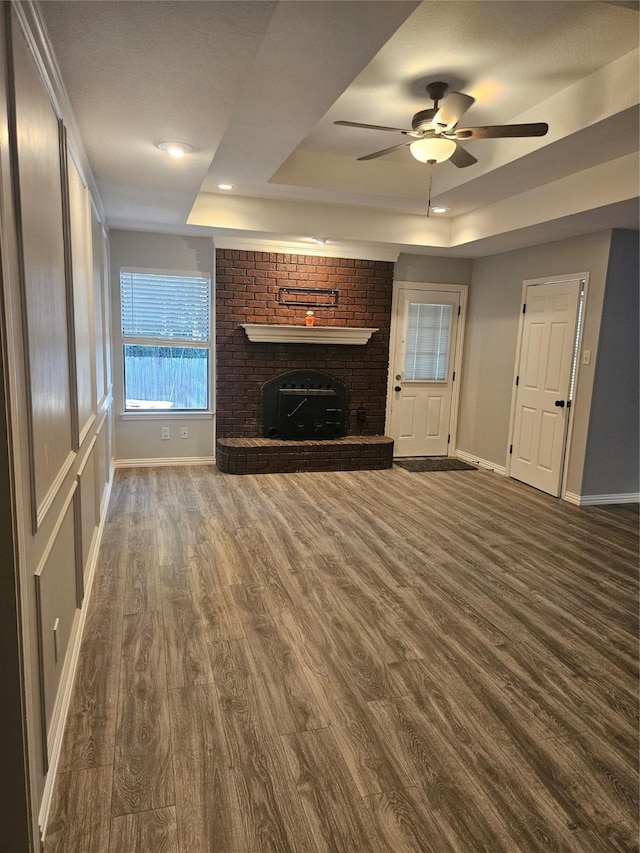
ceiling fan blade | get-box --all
[453,122,549,140]
[449,143,478,168]
[357,141,412,161]
[433,92,475,131]
[334,120,412,134]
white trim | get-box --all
[120,410,214,421]
[385,281,468,453]
[35,450,76,533]
[34,481,80,772]
[564,491,639,506]
[455,449,507,476]
[38,472,114,837]
[117,268,214,419]
[241,324,377,345]
[77,411,97,450]
[506,272,589,497]
[214,236,398,263]
[120,265,209,280]
[76,434,98,479]
[114,456,216,468]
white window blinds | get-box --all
[404,303,452,381]
[121,271,210,342]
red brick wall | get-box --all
[215,250,394,438]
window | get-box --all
[120,269,211,411]
[404,302,452,381]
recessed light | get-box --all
[157,141,193,159]
[217,183,235,190]
[430,206,450,214]
[311,237,328,244]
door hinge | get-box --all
[457,305,461,316]
[452,371,456,381]
[447,434,451,444]
[515,375,519,386]
[522,303,527,314]
[509,444,513,455]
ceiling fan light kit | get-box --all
[335,80,549,168]
[410,137,457,163]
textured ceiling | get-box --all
[41,0,639,258]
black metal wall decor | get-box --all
[278,287,339,307]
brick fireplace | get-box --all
[215,249,395,473]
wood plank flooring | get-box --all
[45,465,639,852]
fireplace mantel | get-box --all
[241,324,378,345]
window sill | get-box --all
[120,411,214,421]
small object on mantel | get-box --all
[241,324,378,345]
[305,310,315,327]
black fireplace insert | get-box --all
[262,370,347,439]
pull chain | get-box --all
[426,162,434,217]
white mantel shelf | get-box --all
[241,324,378,345]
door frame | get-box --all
[386,280,468,455]
[506,272,589,499]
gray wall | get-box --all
[0,334,30,853]
[456,230,614,496]
[395,252,473,285]
[109,230,215,462]
[582,229,639,497]
[1,7,113,846]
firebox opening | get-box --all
[262,370,348,440]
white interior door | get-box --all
[389,287,460,457]
[510,279,582,496]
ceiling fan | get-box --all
[334,81,548,168]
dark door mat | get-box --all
[394,457,477,472]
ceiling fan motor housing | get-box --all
[411,108,437,132]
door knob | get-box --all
[394,386,402,392]
[554,400,565,408]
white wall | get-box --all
[109,230,215,463]
[456,230,614,496]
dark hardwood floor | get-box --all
[45,465,639,852]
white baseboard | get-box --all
[564,491,639,506]
[454,450,507,477]
[38,473,114,838]
[114,456,216,469]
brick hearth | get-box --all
[216,436,394,475]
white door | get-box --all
[389,287,460,457]
[510,280,582,496]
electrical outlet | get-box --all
[181,427,188,439]
[161,426,170,440]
